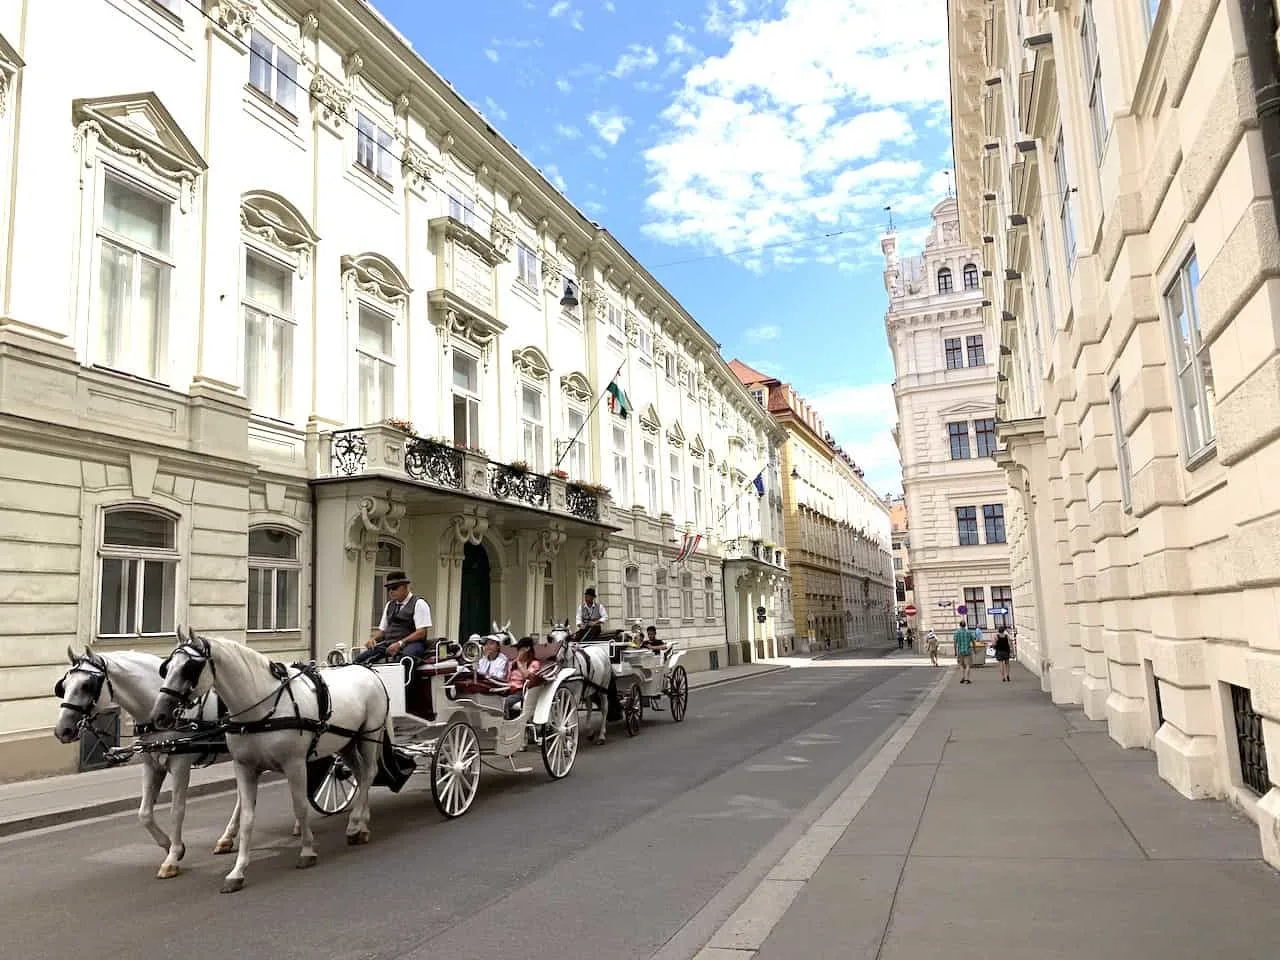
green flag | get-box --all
[606,380,632,418]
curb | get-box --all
[689,665,790,691]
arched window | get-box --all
[248,527,300,631]
[963,263,979,289]
[937,267,953,293]
[98,508,178,638]
[656,568,669,620]
[624,565,641,622]
[371,539,403,627]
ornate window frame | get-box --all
[513,346,551,471]
[342,252,410,427]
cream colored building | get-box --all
[883,203,1014,643]
[731,362,894,653]
[889,496,915,626]
[0,0,790,778]
[949,0,1280,865]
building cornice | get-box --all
[947,0,989,249]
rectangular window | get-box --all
[990,585,1013,628]
[248,30,298,114]
[355,111,394,182]
[944,336,964,369]
[515,242,539,288]
[1082,0,1109,164]
[664,352,677,383]
[894,556,903,571]
[681,572,694,620]
[1054,130,1078,265]
[247,528,300,631]
[947,422,971,460]
[974,418,997,457]
[704,576,715,619]
[966,334,985,367]
[637,325,653,360]
[96,175,172,381]
[656,569,669,619]
[98,510,177,638]
[1040,224,1056,336]
[356,304,394,426]
[1164,251,1215,459]
[612,425,630,505]
[565,405,587,481]
[452,352,481,448]
[542,562,555,626]
[243,252,294,421]
[956,506,979,546]
[983,504,1007,544]
[963,586,986,630]
[669,452,682,519]
[606,302,624,338]
[520,384,545,471]
[643,440,659,516]
[1110,381,1133,511]
[692,463,703,527]
[448,190,479,230]
[624,567,641,622]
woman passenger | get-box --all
[504,637,542,719]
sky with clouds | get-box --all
[375,0,954,496]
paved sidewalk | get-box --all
[704,663,1280,960]
[0,660,788,838]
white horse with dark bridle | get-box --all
[548,621,630,745]
[147,628,391,893]
[52,646,278,879]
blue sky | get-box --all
[373,0,952,496]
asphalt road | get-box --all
[0,661,936,960]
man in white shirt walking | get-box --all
[357,570,432,664]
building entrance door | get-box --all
[458,541,492,640]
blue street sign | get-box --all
[956,604,968,615]
[989,606,1009,615]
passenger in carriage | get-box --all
[641,625,668,654]
[503,637,542,719]
[575,587,608,642]
[356,571,432,665]
[476,636,510,684]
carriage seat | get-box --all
[449,659,562,698]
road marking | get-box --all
[690,669,951,959]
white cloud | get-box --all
[543,164,568,193]
[583,199,607,217]
[483,97,508,122]
[555,123,583,139]
[744,324,780,342]
[588,143,607,160]
[588,109,630,145]
[549,1,571,16]
[643,0,950,266]
[604,0,616,10]
[666,33,696,56]
[809,383,901,496]
[555,77,573,94]
[484,48,499,62]
[612,44,659,78]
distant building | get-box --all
[888,495,915,624]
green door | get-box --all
[458,541,492,640]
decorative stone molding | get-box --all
[666,421,686,447]
[580,279,609,323]
[241,190,319,277]
[206,0,256,43]
[345,494,406,559]
[639,404,661,436]
[530,526,567,564]
[0,35,23,119]
[579,537,611,571]
[301,11,319,37]
[444,510,490,549]
[340,252,411,306]
[624,311,639,347]
[401,145,434,193]
[436,308,496,365]
[541,256,563,295]
[560,372,593,404]
[490,212,516,259]
[689,435,706,459]
[512,345,551,380]
[343,51,364,78]
[309,71,351,127]
[394,92,410,117]
[510,192,524,214]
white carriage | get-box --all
[594,633,690,737]
[306,636,580,820]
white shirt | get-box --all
[378,592,432,633]
[477,652,510,681]
[576,602,608,627]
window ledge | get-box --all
[104,0,195,61]
[243,85,304,151]
[343,165,400,215]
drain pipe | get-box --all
[1240,0,1280,225]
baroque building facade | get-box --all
[883,201,1013,643]
[948,0,1280,866]
[0,0,790,777]
[730,362,894,652]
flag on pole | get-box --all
[606,379,632,418]
[675,532,702,563]
[752,472,765,496]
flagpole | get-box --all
[554,359,627,470]
[711,457,774,533]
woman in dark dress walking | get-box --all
[994,625,1013,682]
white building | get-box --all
[0,0,790,778]
[883,200,1013,641]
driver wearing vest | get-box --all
[575,587,608,642]
[356,570,432,664]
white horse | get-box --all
[52,647,290,878]
[549,621,624,745]
[147,628,391,893]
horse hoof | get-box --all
[346,830,371,846]
[156,864,180,880]
[296,853,318,870]
[212,840,234,855]
[220,878,246,894]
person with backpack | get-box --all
[953,619,977,684]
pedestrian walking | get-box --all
[926,630,939,666]
[953,619,976,684]
[906,628,914,651]
[897,627,904,649]
[994,624,1013,682]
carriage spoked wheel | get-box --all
[430,719,481,818]
[667,666,689,722]
[541,687,579,780]
[306,755,360,816]
[623,682,644,737]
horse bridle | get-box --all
[54,653,115,726]
[158,635,215,708]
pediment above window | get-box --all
[341,252,411,305]
[0,33,24,117]
[512,345,551,380]
[938,400,993,418]
[639,403,661,435]
[666,421,686,447]
[242,191,319,275]
[72,93,206,209]
[560,372,592,404]
[429,216,505,267]
[689,434,706,458]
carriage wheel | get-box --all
[540,687,579,780]
[430,719,481,818]
[668,666,689,723]
[623,682,643,737]
[306,755,359,816]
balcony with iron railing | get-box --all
[722,535,787,570]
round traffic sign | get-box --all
[903,604,917,617]
[956,604,968,615]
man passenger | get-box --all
[476,636,510,684]
[641,625,668,654]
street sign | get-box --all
[989,606,1009,615]
[956,604,968,615]
[755,605,767,624]
[903,604,918,617]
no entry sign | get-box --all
[903,604,917,617]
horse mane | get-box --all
[204,633,274,674]
[101,650,163,670]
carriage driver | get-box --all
[356,570,432,664]
[575,587,608,642]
